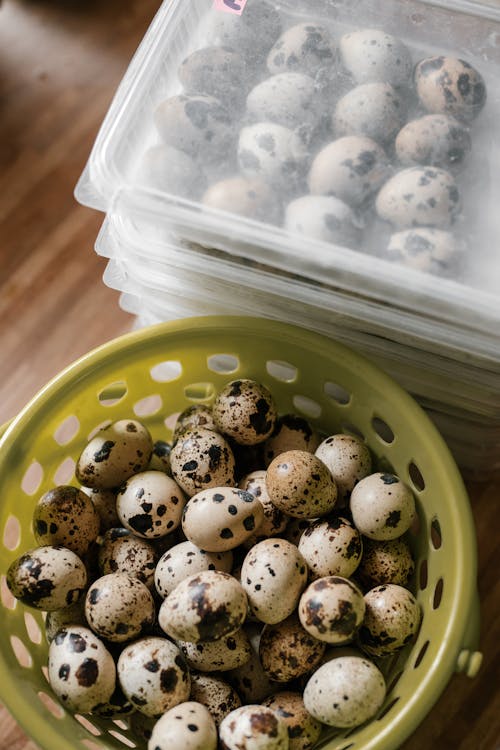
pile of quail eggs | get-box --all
[7,377,423,750]
[141,0,488,278]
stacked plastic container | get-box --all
[75,0,500,479]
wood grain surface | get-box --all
[0,1,498,749]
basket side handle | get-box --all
[455,589,483,678]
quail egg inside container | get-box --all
[284,195,362,247]
[339,29,413,87]
[246,72,321,135]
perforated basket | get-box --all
[0,316,481,750]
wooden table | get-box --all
[0,1,498,748]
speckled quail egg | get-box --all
[298,516,363,579]
[98,528,158,589]
[85,487,121,531]
[116,470,186,539]
[170,428,236,497]
[189,672,242,726]
[340,29,412,87]
[179,628,252,672]
[226,623,275,703]
[395,114,471,170]
[33,485,100,557]
[148,700,217,750]
[220,705,289,750]
[267,22,336,79]
[178,46,247,109]
[117,636,191,717]
[44,598,87,642]
[155,541,233,598]
[85,572,155,643]
[241,538,308,624]
[154,94,232,162]
[238,471,288,545]
[333,83,405,144]
[357,537,415,589]
[76,419,153,490]
[206,0,282,65]
[350,472,416,540]
[149,440,173,475]
[47,626,116,713]
[266,450,338,518]
[315,433,372,501]
[246,73,320,133]
[7,545,87,610]
[263,414,320,467]
[137,144,203,197]
[303,655,386,727]
[214,379,278,445]
[384,227,463,276]
[238,122,308,190]
[309,135,390,209]
[182,486,264,552]
[298,576,365,644]
[173,405,217,443]
[358,584,422,656]
[376,167,461,228]
[284,195,361,246]
[259,613,325,682]
[262,692,322,750]
[202,176,280,223]
[415,56,487,121]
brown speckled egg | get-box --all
[333,82,405,144]
[298,576,365,644]
[241,538,308,624]
[395,114,471,170]
[117,636,190,717]
[48,626,116,713]
[203,176,279,223]
[298,516,363,579]
[117,470,186,539]
[182,486,264,552]
[179,629,252,672]
[262,692,323,750]
[190,672,242,726]
[155,541,233,598]
[7,545,87,611]
[44,598,88,642]
[149,440,173,475]
[76,420,153,489]
[33,485,100,557]
[173,405,217,443]
[149,700,218,750]
[85,572,155,643]
[85,487,120,532]
[213,379,278,446]
[267,22,336,78]
[339,29,412,87]
[220,705,289,750]
[170,428,236,497]
[259,614,325,682]
[415,56,486,122]
[350,472,416,540]
[357,537,415,588]
[179,45,246,109]
[315,434,372,502]
[226,624,275,703]
[266,450,337,518]
[238,470,288,546]
[263,414,321,467]
[98,528,158,589]
[358,584,422,657]
[384,227,463,277]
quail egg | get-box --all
[173,405,217,443]
[358,584,422,656]
[415,56,487,121]
[170,428,236,497]
[298,516,363,579]
[178,46,247,109]
[226,623,275,703]
[267,22,336,79]
[33,485,100,557]
[315,433,372,501]
[350,472,416,540]
[98,528,158,589]
[263,414,320,467]
[384,227,463,276]
[339,29,412,87]
[85,572,155,642]
[206,0,282,65]
[155,541,233,598]
[149,440,173,475]
[85,487,120,531]
[219,705,289,750]
[202,176,280,223]
[137,144,203,197]
[357,537,415,588]
[148,700,217,750]
[238,122,308,190]
[44,598,88,642]
[238,470,288,545]
[259,613,325,682]
[298,576,365,644]
[266,450,338,518]
[189,672,242,725]
[179,628,252,673]
[116,470,186,539]
[262,692,322,750]
[395,114,471,170]
[213,379,278,445]
[246,72,320,133]
[284,195,361,246]
[333,82,405,144]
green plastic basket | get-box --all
[0,316,481,750]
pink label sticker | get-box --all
[213,0,248,15]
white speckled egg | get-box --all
[357,537,415,588]
[116,470,186,539]
[214,379,278,446]
[238,470,288,546]
[76,420,153,490]
[315,434,372,501]
[298,576,365,644]
[263,414,320,467]
[267,23,336,79]
[238,122,308,190]
[395,114,471,170]
[85,487,120,532]
[149,440,173,475]
[262,692,322,750]
[226,623,275,703]
[241,538,308,624]
[202,176,280,223]
[384,227,462,276]
[173,405,217,443]
[340,29,412,87]
[178,46,247,109]
[182,486,264,552]
[33,485,100,557]
[298,516,362,579]
[350,472,416,540]
[220,705,289,750]
[170,428,236,497]
[47,626,116,713]
[415,56,487,121]
[206,1,282,65]
[266,450,338,518]
[247,73,320,132]
[179,628,252,672]
[333,82,405,144]
[308,136,390,208]
[303,656,386,727]
[137,145,202,198]
[376,167,461,228]
[358,584,422,656]
[117,636,190,717]
[98,528,157,589]
[284,195,361,246]
[155,541,233,598]
[259,613,325,682]
[190,672,242,726]
[148,700,217,750]
[85,572,155,643]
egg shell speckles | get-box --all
[376,166,460,229]
[148,700,218,750]
[98,528,158,589]
[182,486,265,552]
[266,450,338,519]
[47,626,116,714]
[214,380,278,447]
[267,23,336,78]
[415,56,487,122]
[238,471,288,546]
[246,72,320,132]
[117,636,190,717]
[395,114,471,170]
[179,628,252,672]
[155,541,233,599]
[219,705,289,750]
[298,576,365,644]
[178,46,247,109]
[259,614,326,682]
[33,485,100,557]
[241,538,308,624]
[350,472,416,540]
[86,487,120,532]
[85,573,155,643]
[284,195,361,247]
[206,1,282,65]
[384,227,462,276]
[116,470,186,539]
[202,177,279,223]
[76,420,153,490]
[263,414,320,468]
[340,29,412,87]
[315,434,372,501]
[333,82,405,144]
[173,405,217,443]
[298,516,363,579]
[358,584,422,657]
[238,123,308,190]
[226,625,275,703]
[149,440,173,475]
[357,537,415,588]
[7,545,87,611]
[45,598,88,642]
[189,673,242,726]
[303,656,386,727]
[170,428,236,497]
[262,692,322,750]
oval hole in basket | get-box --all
[408,461,425,491]
[377,696,400,721]
[430,518,442,549]
[21,460,43,495]
[324,381,351,405]
[292,395,322,419]
[433,577,444,609]
[75,715,102,736]
[266,360,298,383]
[1,574,16,610]
[386,670,404,695]
[207,354,239,374]
[53,457,76,485]
[98,381,128,407]
[413,640,430,669]
[113,720,129,731]
[54,415,80,446]
[10,634,32,668]
[133,394,163,418]
[371,416,395,444]
[164,412,180,432]
[184,382,216,402]
[419,559,428,590]
[108,730,136,748]
[3,514,21,551]
[87,420,112,441]
[341,422,365,441]
[38,690,65,719]
[25,611,42,644]
[150,360,182,383]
